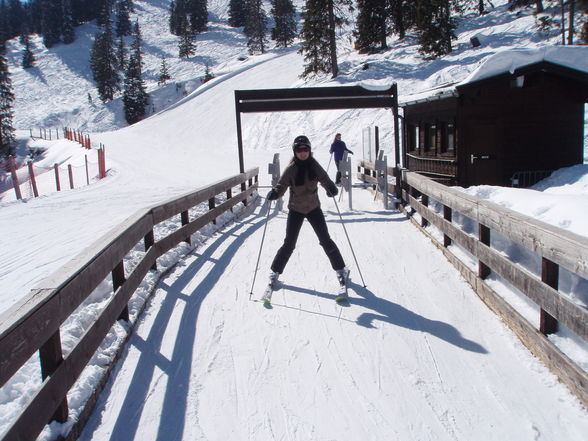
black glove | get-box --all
[348,150,354,155]
[326,183,338,197]
[267,189,279,200]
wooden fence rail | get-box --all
[356,159,396,195]
[0,168,259,441]
[358,161,588,407]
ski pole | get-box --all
[249,199,273,300]
[326,152,333,173]
[332,197,367,288]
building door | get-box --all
[466,122,499,186]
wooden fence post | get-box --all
[421,194,429,228]
[209,197,217,225]
[226,188,233,212]
[113,261,129,322]
[144,230,157,271]
[54,163,61,191]
[68,164,74,189]
[540,258,559,335]
[8,156,22,200]
[28,161,39,197]
[478,224,491,279]
[39,331,69,423]
[98,146,107,179]
[85,155,90,185]
[181,211,191,244]
[443,205,452,247]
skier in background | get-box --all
[264,135,350,303]
[329,133,354,185]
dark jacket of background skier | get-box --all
[272,156,335,214]
[330,139,352,161]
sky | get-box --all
[1,1,588,440]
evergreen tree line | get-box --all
[0,46,16,158]
[226,0,587,78]
[90,9,149,124]
[0,0,136,49]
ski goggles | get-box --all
[294,145,310,153]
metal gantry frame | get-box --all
[234,85,401,188]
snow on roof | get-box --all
[400,46,588,106]
[459,46,588,86]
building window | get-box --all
[408,124,419,151]
[444,122,455,153]
[425,123,436,153]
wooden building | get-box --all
[400,47,588,187]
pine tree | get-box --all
[178,14,196,58]
[116,35,126,71]
[41,0,62,47]
[228,0,247,27]
[90,19,120,102]
[24,0,42,36]
[97,0,111,27]
[201,61,214,83]
[22,33,35,68]
[62,0,76,44]
[299,0,341,78]
[580,0,588,43]
[388,0,416,40]
[1,1,12,46]
[0,48,16,158]
[7,0,26,41]
[245,0,268,54]
[123,21,149,124]
[354,0,388,53]
[157,57,171,85]
[270,0,296,48]
[169,0,187,35]
[416,0,456,59]
[188,0,207,33]
[508,0,544,12]
[115,0,132,37]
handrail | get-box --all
[399,169,588,408]
[406,152,457,163]
[0,168,259,441]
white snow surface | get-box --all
[1,0,588,440]
[460,45,588,85]
[78,191,588,441]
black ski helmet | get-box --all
[292,135,311,151]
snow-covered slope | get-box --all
[78,191,588,441]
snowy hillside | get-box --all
[1,1,588,440]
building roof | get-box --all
[400,46,588,107]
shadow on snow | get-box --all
[91,201,276,441]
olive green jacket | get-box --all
[273,157,334,214]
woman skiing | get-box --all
[263,135,350,304]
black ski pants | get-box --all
[271,207,345,274]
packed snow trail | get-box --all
[79,189,588,441]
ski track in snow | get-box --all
[79,190,588,441]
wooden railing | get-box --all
[356,159,396,195]
[406,153,457,183]
[0,168,259,441]
[399,170,588,407]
